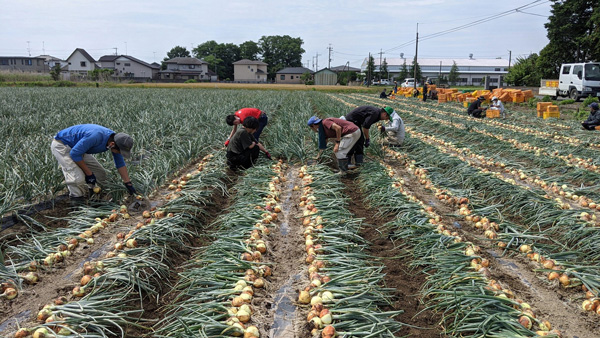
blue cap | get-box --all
[307,116,322,126]
[589,102,599,110]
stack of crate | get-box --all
[438,93,447,103]
[537,102,552,118]
[543,105,560,119]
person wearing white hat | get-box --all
[490,96,506,118]
[51,124,136,202]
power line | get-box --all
[384,0,549,53]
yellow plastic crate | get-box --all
[547,105,559,113]
[543,111,560,119]
[486,110,500,118]
[537,102,552,112]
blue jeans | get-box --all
[254,113,268,142]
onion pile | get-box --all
[224,160,285,337]
[296,165,337,337]
[379,150,564,334]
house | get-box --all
[37,55,67,70]
[314,68,337,86]
[0,56,48,73]
[159,57,210,81]
[233,59,268,83]
[275,67,313,84]
[65,48,99,78]
[98,55,160,80]
[363,56,510,86]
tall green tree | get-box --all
[258,35,305,80]
[448,61,460,85]
[240,41,260,60]
[380,58,389,80]
[194,41,240,80]
[397,60,408,82]
[162,46,191,70]
[506,54,542,86]
[536,0,599,78]
[408,58,422,84]
[366,55,375,85]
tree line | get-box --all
[162,35,305,81]
[507,0,599,86]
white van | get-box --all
[558,62,600,101]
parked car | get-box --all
[372,79,391,85]
[401,78,420,88]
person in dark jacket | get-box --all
[380,89,393,98]
[582,102,600,130]
[344,106,391,168]
[226,116,269,170]
[467,96,487,118]
[422,80,428,102]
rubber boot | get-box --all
[337,158,349,175]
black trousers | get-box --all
[582,123,599,130]
[469,109,485,118]
[227,147,259,170]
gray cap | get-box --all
[114,133,133,159]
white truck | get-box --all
[539,62,600,101]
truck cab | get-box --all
[558,62,600,101]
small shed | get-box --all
[314,68,337,86]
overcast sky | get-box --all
[0,0,552,69]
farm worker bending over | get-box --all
[581,102,600,130]
[307,116,361,174]
[380,89,393,99]
[344,106,391,169]
[225,108,269,148]
[490,96,506,118]
[226,116,270,170]
[51,124,136,201]
[467,96,487,118]
[379,109,405,146]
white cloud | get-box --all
[0,0,551,68]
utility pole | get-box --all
[42,41,45,55]
[378,49,384,81]
[413,23,419,90]
[439,61,442,85]
[312,56,315,71]
[26,41,31,56]
[367,52,371,87]
[113,47,118,56]
[315,53,321,71]
[508,50,512,71]
[327,44,333,69]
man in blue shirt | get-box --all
[51,124,137,200]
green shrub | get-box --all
[582,95,599,108]
[527,97,540,108]
[559,99,575,105]
[541,95,552,102]
[184,79,197,83]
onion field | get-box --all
[1,87,600,338]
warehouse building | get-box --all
[363,56,509,86]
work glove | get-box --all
[124,181,137,195]
[264,151,272,160]
[364,138,371,148]
[225,139,230,147]
[85,173,97,185]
